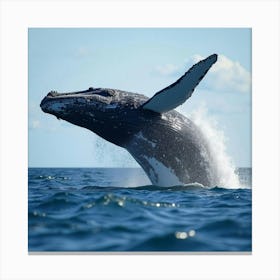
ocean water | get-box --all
[28,167,252,252]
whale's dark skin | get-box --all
[40,54,220,187]
[40,88,218,187]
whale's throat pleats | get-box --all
[126,115,217,187]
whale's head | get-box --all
[40,87,152,146]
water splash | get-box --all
[90,104,245,189]
[189,105,241,189]
[92,136,138,167]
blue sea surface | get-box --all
[28,168,252,252]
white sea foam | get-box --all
[189,105,242,189]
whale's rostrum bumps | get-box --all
[41,54,220,187]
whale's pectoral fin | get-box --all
[142,54,218,113]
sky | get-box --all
[29,28,251,168]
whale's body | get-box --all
[40,54,220,187]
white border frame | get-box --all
[1,0,279,279]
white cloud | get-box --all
[29,102,61,132]
[155,54,251,94]
[75,46,91,57]
[202,54,251,93]
[30,120,40,129]
[154,63,180,76]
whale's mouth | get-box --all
[45,87,96,98]
[41,87,98,104]
[40,88,96,114]
[45,87,114,98]
[40,87,115,115]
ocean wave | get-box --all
[28,168,252,252]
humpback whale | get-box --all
[40,54,219,187]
